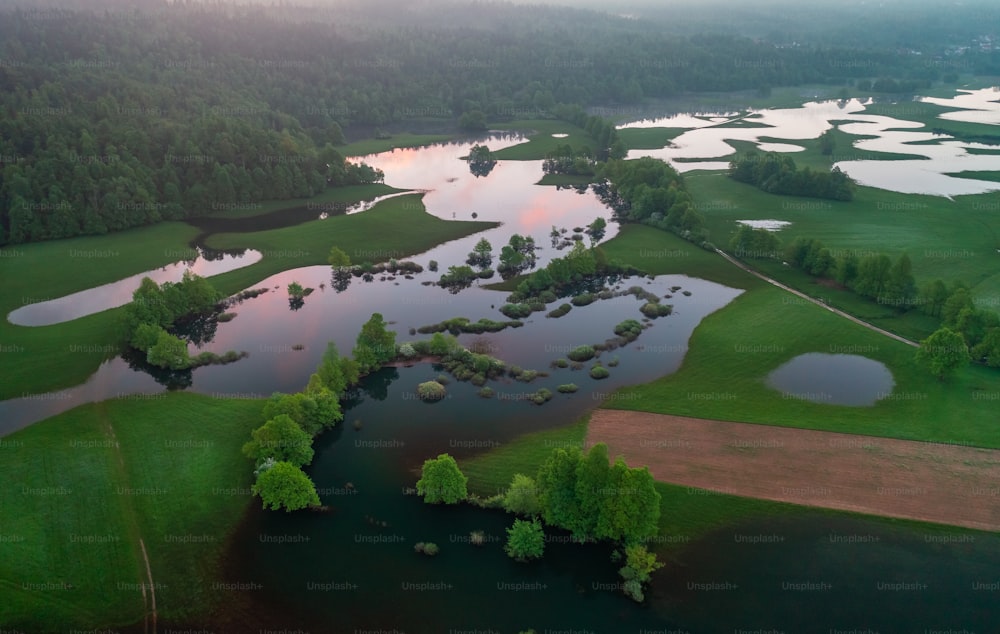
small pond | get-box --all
[766,353,895,406]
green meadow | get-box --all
[0,393,263,631]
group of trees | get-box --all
[497,234,539,279]
[733,229,1000,379]
[594,157,709,247]
[466,145,497,178]
[781,236,917,308]
[248,313,397,512]
[415,443,663,602]
[502,443,663,601]
[3,0,954,245]
[542,144,596,177]
[122,271,248,371]
[729,152,855,201]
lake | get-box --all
[6,97,999,633]
[620,87,1000,196]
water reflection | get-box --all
[620,91,1000,196]
[7,248,262,327]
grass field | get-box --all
[340,133,457,158]
[606,283,1000,447]
[491,119,596,160]
[0,392,263,631]
[617,126,687,150]
[200,184,405,219]
[0,195,495,399]
[686,173,1000,314]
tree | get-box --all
[503,473,542,517]
[915,327,970,380]
[288,281,305,298]
[316,342,349,395]
[618,543,663,602]
[353,312,397,374]
[505,519,545,562]
[595,459,661,543]
[467,237,493,268]
[574,443,611,538]
[971,328,1000,367]
[819,129,836,156]
[585,217,607,247]
[535,447,585,536]
[328,246,351,269]
[243,414,315,467]
[416,453,468,504]
[147,330,190,370]
[252,461,320,512]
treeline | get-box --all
[735,227,1000,368]
[0,0,951,244]
[729,152,855,201]
[594,157,710,247]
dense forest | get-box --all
[0,0,986,244]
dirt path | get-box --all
[100,413,157,633]
[588,409,1000,531]
[715,249,919,347]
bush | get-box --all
[614,319,643,341]
[547,303,572,319]
[500,303,533,319]
[557,383,578,393]
[478,386,495,398]
[639,302,673,318]
[428,260,438,272]
[530,388,553,405]
[590,364,610,379]
[417,381,447,401]
[567,345,596,362]
[571,292,595,306]
[398,343,417,359]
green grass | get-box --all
[946,171,1000,183]
[617,127,686,150]
[339,133,457,157]
[0,392,263,631]
[492,119,596,160]
[686,173,1000,308]
[607,284,1000,448]
[536,173,597,187]
[204,193,498,293]
[0,195,495,399]
[200,184,405,219]
[600,224,760,290]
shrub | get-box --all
[614,319,643,341]
[567,345,596,362]
[547,303,572,319]
[500,303,533,319]
[640,302,673,318]
[571,292,595,306]
[398,343,417,359]
[590,364,610,379]
[428,260,438,272]
[557,383,578,393]
[417,381,447,401]
[478,386,495,398]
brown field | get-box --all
[587,410,1000,531]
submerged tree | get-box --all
[416,453,468,504]
[252,461,321,512]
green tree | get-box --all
[503,473,542,517]
[353,312,397,374]
[288,281,305,298]
[535,446,585,536]
[818,129,836,156]
[467,237,493,268]
[252,461,320,512]
[574,443,611,538]
[595,459,661,543]
[147,330,190,370]
[915,327,970,380]
[585,217,607,247]
[316,342,349,395]
[243,414,315,467]
[328,246,351,269]
[618,543,663,602]
[416,453,468,504]
[971,328,1000,367]
[505,518,545,562]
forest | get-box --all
[0,0,975,244]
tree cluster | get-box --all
[729,152,855,201]
[594,157,709,247]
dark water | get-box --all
[766,353,895,406]
[201,376,1000,633]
